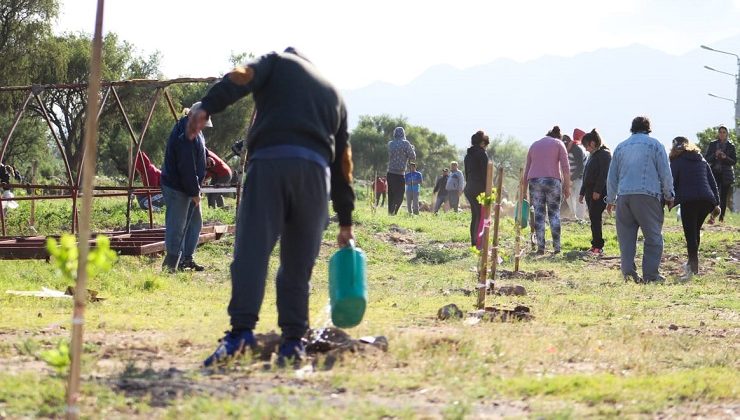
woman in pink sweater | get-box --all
[522,126,572,254]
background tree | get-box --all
[696,125,739,187]
[0,0,59,174]
[173,52,256,165]
[487,134,528,197]
[30,32,161,179]
[350,114,458,185]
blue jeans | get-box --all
[161,184,202,260]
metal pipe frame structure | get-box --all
[0,77,219,237]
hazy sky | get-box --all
[56,0,740,90]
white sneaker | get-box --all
[678,263,692,282]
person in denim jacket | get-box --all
[606,116,674,283]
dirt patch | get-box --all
[492,284,527,296]
[656,402,740,419]
[583,249,737,278]
[441,287,474,297]
[374,224,416,255]
[468,305,534,322]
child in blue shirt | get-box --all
[404,162,423,214]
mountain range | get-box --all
[342,35,740,149]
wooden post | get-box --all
[489,167,505,284]
[29,160,38,229]
[66,1,104,418]
[514,167,524,272]
[476,161,494,309]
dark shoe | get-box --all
[624,272,644,283]
[179,259,205,272]
[535,248,545,255]
[645,274,666,284]
[276,338,306,368]
[203,329,256,367]
[552,249,561,255]
[162,254,178,273]
[688,253,699,275]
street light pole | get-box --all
[701,45,740,138]
[708,93,735,103]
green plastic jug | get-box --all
[329,240,367,328]
[515,199,530,229]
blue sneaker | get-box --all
[276,338,306,368]
[203,329,255,367]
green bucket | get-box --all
[329,240,367,328]
[515,199,530,229]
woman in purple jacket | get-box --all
[670,136,721,280]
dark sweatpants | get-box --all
[586,196,607,249]
[387,172,405,215]
[228,159,328,340]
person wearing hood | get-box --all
[386,127,416,215]
[463,130,491,246]
[522,126,571,255]
[670,136,720,280]
[704,125,736,223]
[578,129,611,256]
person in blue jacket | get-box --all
[404,162,423,215]
[670,136,721,280]
[160,102,210,272]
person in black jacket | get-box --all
[704,126,736,222]
[463,131,490,247]
[579,129,611,255]
[196,48,356,367]
[670,137,721,279]
[432,168,449,214]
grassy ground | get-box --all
[0,196,738,419]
